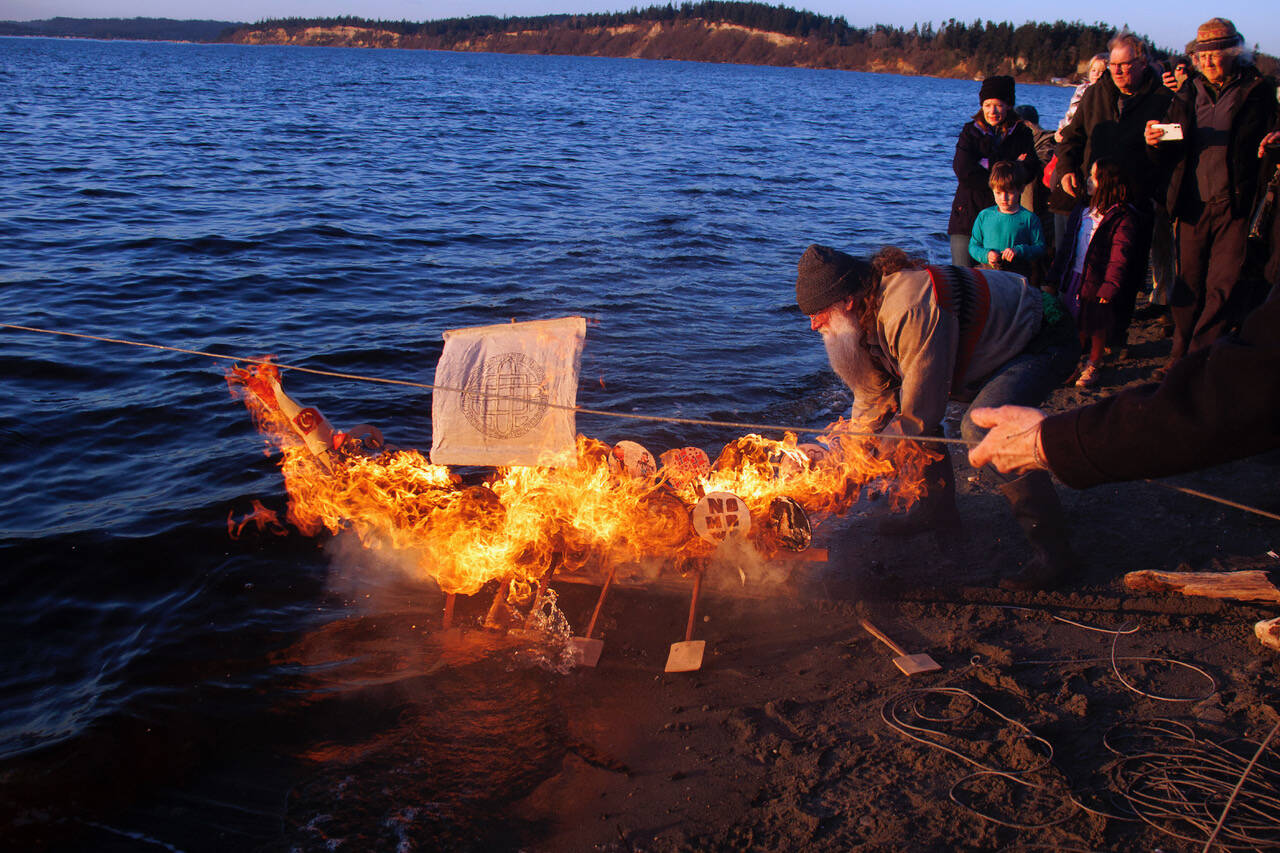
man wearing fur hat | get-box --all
[1145,18,1278,374]
[795,244,1079,590]
[947,75,1042,268]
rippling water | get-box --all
[0,36,1069,848]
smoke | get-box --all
[322,530,443,612]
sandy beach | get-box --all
[506,307,1280,852]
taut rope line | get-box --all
[0,322,967,444]
[4,322,1277,522]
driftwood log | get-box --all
[1123,570,1280,603]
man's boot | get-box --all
[878,447,962,537]
[998,471,1079,591]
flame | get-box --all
[227,362,937,600]
[227,499,288,539]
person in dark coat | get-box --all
[1261,128,1280,287]
[948,75,1041,267]
[1056,33,1172,207]
[1056,33,1174,319]
[1145,18,1279,374]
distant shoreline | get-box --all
[2,33,1084,88]
[15,8,1275,84]
[0,8,1141,86]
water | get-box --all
[0,37,1069,848]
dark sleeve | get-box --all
[953,123,989,189]
[1014,125,1044,186]
[1269,141,1280,286]
[1054,86,1093,178]
[1146,89,1187,196]
[1041,291,1280,487]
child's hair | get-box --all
[988,161,1024,193]
[1089,158,1130,212]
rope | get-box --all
[880,687,1076,830]
[5,322,1278,521]
[1201,718,1280,852]
[1103,718,1280,850]
[1146,479,1280,523]
[0,322,967,445]
[994,607,1217,703]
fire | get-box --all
[227,499,288,539]
[227,361,936,603]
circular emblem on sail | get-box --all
[460,353,549,439]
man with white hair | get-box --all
[1145,18,1278,374]
[1057,32,1171,207]
[795,244,1078,590]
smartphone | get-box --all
[1152,122,1184,141]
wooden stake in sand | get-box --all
[442,593,456,629]
[570,563,617,667]
[665,571,706,673]
[860,618,941,676]
[1123,570,1280,603]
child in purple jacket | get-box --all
[1049,158,1151,387]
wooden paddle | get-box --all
[570,563,617,667]
[665,571,705,673]
[860,618,941,676]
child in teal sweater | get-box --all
[968,160,1045,278]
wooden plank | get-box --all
[1123,570,1280,603]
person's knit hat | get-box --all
[795,244,871,315]
[978,75,1016,105]
[1194,18,1243,52]
[1015,104,1039,124]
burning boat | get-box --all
[231,361,930,580]
[226,319,935,652]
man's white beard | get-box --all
[820,307,865,391]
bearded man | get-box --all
[796,244,1079,590]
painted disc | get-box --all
[691,491,751,543]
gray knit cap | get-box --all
[795,244,871,315]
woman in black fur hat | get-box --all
[947,75,1042,268]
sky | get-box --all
[2,0,1277,57]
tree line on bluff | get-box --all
[237,3,1138,80]
[11,4,1275,81]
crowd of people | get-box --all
[794,18,1280,591]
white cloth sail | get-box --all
[429,316,586,467]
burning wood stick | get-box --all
[1123,570,1280,603]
